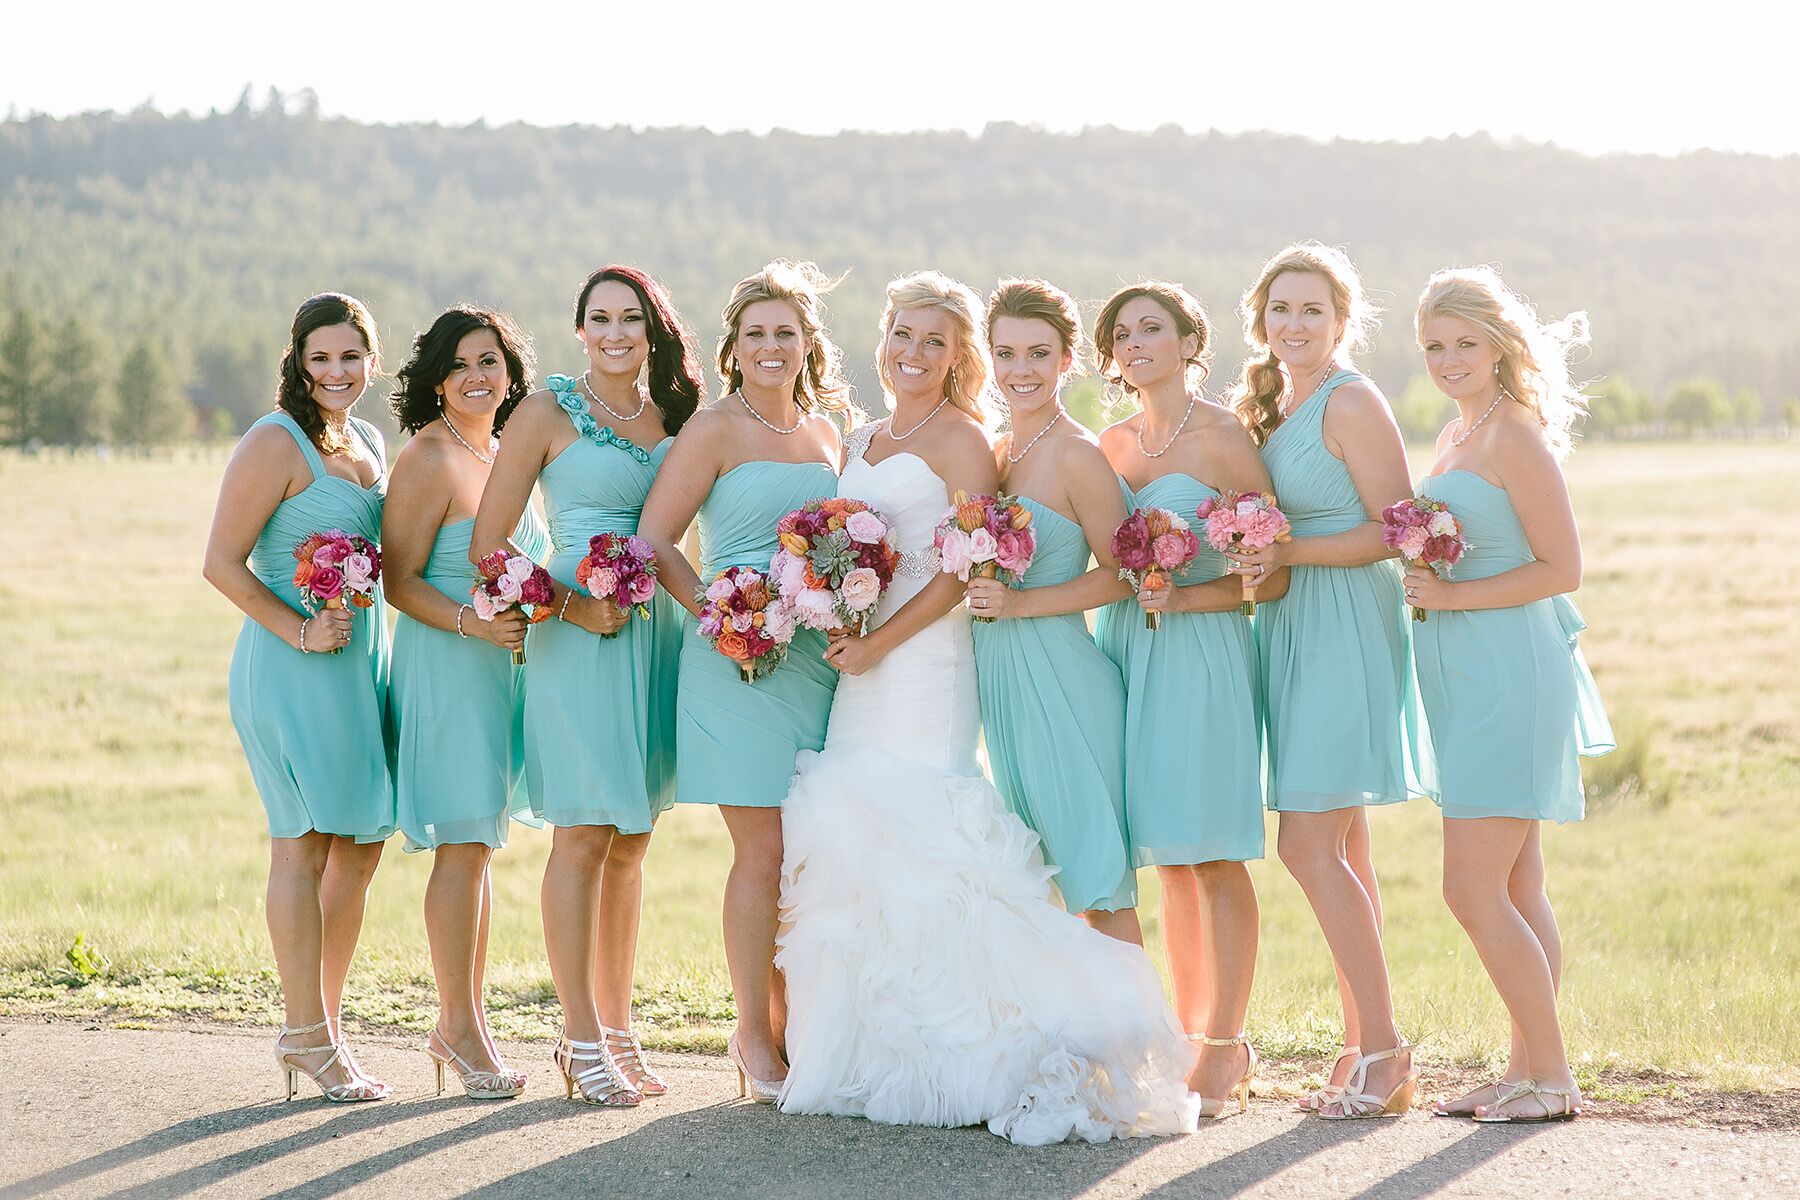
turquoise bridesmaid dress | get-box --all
[522,374,680,831]
[227,411,395,842]
[675,459,839,808]
[391,511,550,851]
[1412,471,1613,822]
[1256,369,1433,812]
[1096,475,1264,865]
[972,498,1135,913]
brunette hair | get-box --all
[388,305,536,435]
[276,292,380,454]
[878,270,993,427]
[1093,281,1213,399]
[574,264,705,434]
[986,277,1087,368]
[716,260,851,415]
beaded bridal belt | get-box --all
[896,546,941,579]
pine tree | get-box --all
[115,339,193,446]
[0,307,52,446]
[44,316,113,445]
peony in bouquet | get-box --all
[933,491,1036,623]
[1111,507,1200,631]
[1381,496,1468,622]
[1197,491,1292,616]
[292,529,382,655]
[771,497,900,634]
[696,565,795,683]
[577,532,659,639]
[473,550,557,664]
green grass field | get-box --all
[2,441,1796,1092]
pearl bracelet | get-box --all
[557,589,576,621]
[298,617,311,654]
[456,604,471,638]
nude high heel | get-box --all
[275,1020,388,1102]
[1191,1033,1258,1120]
[423,1029,525,1100]
[727,1034,782,1104]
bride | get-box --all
[774,272,1198,1145]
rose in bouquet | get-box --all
[1111,507,1200,631]
[293,529,381,655]
[473,550,557,664]
[933,491,1036,623]
[1197,491,1293,616]
[696,565,795,683]
[576,532,659,639]
[771,497,900,635]
[1381,496,1468,622]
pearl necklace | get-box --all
[734,390,803,435]
[1137,395,1196,458]
[581,370,649,423]
[888,395,950,441]
[1278,362,1338,419]
[1451,388,1510,447]
[1007,410,1063,465]
[441,414,497,464]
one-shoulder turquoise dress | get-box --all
[391,511,550,851]
[522,374,681,831]
[1257,370,1433,812]
[676,459,839,808]
[1412,471,1613,822]
[972,498,1135,913]
[1097,474,1264,865]
[227,411,395,842]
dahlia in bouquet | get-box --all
[1196,491,1292,616]
[771,497,900,635]
[1381,496,1468,622]
[576,532,659,639]
[292,529,382,655]
[1111,507,1200,631]
[933,491,1036,623]
[473,550,557,664]
[696,565,795,683]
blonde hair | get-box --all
[877,270,993,427]
[1228,243,1378,447]
[716,259,850,415]
[1093,281,1213,405]
[1416,266,1590,458]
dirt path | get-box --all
[3,1020,1796,1199]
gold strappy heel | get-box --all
[1191,1033,1258,1120]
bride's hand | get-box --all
[823,630,886,676]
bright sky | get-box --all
[12,0,1799,157]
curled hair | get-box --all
[389,305,536,435]
[1416,266,1591,459]
[277,292,381,454]
[878,270,993,427]
[1093,281,1213,407]
[716,260,851,415]
[1227,243,1378,447]
[575,264,705,434]
[986,277,1087,369]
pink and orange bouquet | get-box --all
[292,529,381,654]
[1382,496,1468,622]
[1197,491,1293,616]
[696,565,795,684]
[576,532,659,638]
[771,497,901,634]
[1111,507,1200,631]
[933,490,1036,623]
[473,551,557,664]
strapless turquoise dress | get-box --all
[676,459,839,808]
[227,411,395,842]
[1096,474,1264,865]
[972,498,1135,913]
[1412,471,1613,822]
[522,375,681,830]
[391,512,550,850]
[1256,370,1434,812]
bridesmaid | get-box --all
[1407,267,1613,1122]
[1091,281,1280,1117]
[638,260,847,1101]
[967,279,1139,944]
[1223,243,1429,1119]
[202,292,395,1102]
[384,305,545,1099]
[472,266,704,1105]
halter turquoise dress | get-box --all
[227,411,395,842]
[1257,370,1433,812]
[972,498,1135,913]
[1096,474,1264,865]
[391,511,550,851]
[675,459,839,808]
[1412,471,1613,822]
[521,374,681,831]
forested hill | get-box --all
[3,103,1797,435]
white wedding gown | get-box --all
[774,425,1199,1145]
